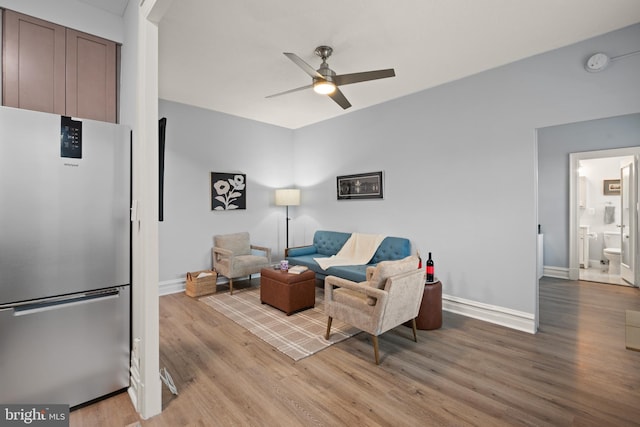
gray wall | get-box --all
[292,23,640,315]
[538,113,640,268]
[158,101,293,281]
[159,24,640,320]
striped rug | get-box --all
[200,286,360,361]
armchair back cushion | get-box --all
[378,268,426,333]
[369,255,419,289]
[214,232,251,256]
[367,255,419,305]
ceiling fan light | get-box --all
[313,80,336,95]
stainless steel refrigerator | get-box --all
[0,106,131,407]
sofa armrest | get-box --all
[286,245,317,257]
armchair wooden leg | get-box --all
[372,335,380,365]
[411,318,418,342]
[229,278,234,295]
[325,317,332,340]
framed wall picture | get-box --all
[337,171,383,200]
[211,172,246,210]
[603,179,621,195]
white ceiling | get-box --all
[90,0,640,129]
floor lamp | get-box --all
[275,189,300,249]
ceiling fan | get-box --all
[266,46,396,109]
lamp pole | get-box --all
[285,205,291,249]
[275,188,300,253]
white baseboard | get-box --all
[542,265,570,280]
[443,294,536,334]
[159,278,186,296]
[159,276,235,296]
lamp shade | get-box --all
[275,189,300,206]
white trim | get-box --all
[542,266,571,279]
[159,279,186,296]
[534,129,540,331]
[443,294,536,334]
[158,275,261,296]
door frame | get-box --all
[620,159,638,284]
[569,147,640,286]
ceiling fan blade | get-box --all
[283,52,324,79]
[328,88,352,109]
[333,69,395,86]
[265,84,312,98]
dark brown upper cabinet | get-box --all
[2,10,118,123]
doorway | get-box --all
[569,148,640,287]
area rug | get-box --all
[200,287,360,361]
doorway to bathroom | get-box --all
[569,147,640,286]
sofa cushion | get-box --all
[286,254,328,271]
[325,265,370,283]
[313,230,351,256]
[371,237,413,264]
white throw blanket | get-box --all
[315,233,386,270]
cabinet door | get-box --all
[2,10,66,115]
[66,29,117,123]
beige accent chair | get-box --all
[324,255,425,364]
[212,232,272,295]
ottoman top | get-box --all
[261,267,315,284]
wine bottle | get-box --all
[417,252,422,269]
[426,252,434,282]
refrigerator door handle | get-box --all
[13,289,121,317]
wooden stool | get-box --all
[416,280,442,330]
[403,280,442,330]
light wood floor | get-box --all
[70,277,640,426]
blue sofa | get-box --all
[285,230,412,282]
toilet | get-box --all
[603,231,622,275]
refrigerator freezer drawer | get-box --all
[0,286,130,407]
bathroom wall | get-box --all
[579,156,633,264]
[538,113,640,270]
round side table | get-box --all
[415,280,442,330]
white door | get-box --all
[620,158,638,285]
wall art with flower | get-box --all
[211,172,246,210]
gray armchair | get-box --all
[212,232,272,295]
[324,255,425,364]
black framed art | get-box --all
[337,171,383,200]
[211,172,246,210]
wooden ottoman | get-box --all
[260,268,316,315]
